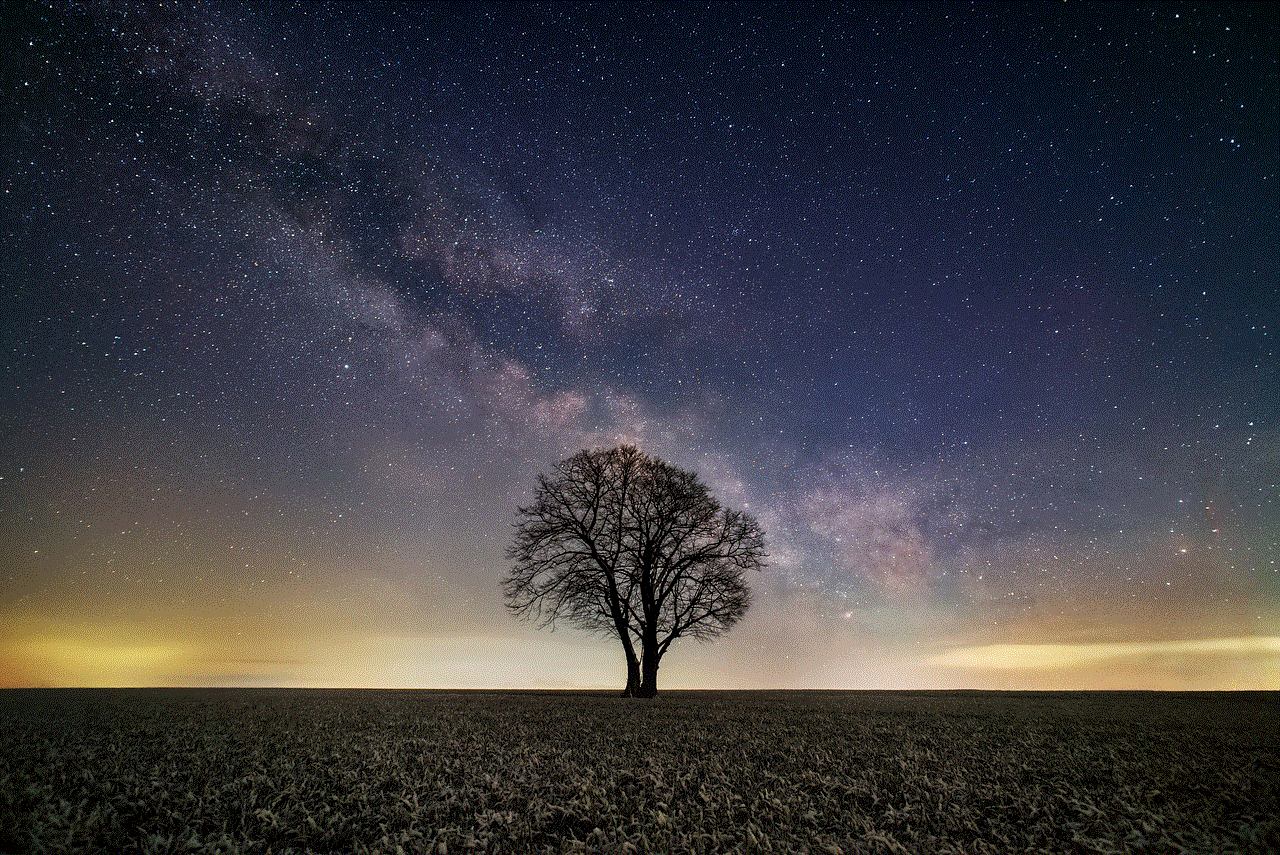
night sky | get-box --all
[1,1,1276,690]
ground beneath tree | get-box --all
[1,688,1276,854]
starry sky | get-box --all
[1,1,1276,690]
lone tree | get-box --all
[505,445,766,697]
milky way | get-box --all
[1,2,1276,689]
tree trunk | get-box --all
[621,654,640,697]
[615,617,641,696]
[636,648,660,698]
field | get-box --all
[0,689,1276,854]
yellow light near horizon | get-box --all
[3,637,194,687]
[931,636,1280,672]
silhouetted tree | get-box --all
[505,446,766,697]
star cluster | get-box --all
[0,1,1275,689]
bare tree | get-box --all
[505,446,765,697]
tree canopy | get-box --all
[505,445,766,697]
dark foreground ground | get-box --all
[0,689,1275,854]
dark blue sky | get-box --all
[1,1,1275,689]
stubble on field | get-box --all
[1,689,1276,854]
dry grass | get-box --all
[1,688,1275,854]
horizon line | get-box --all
[3,685,1275,694]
